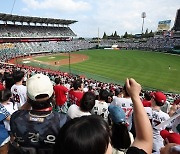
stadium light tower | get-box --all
[141,12,146,34]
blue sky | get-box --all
[0,0,179,38]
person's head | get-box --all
[54,115,112,154]
[107,92,114,103]
[152,91,166,106]
[99,89,109,102]
[115,88,121,97]
[4,72,14,90]
[13,70,25,83]
[27,74,54,110]
[73,79,83,90]
[80,92,96,112]
[54,77,61,85]
[108,105,131,149]
[144,92,151,101]
[0,89,12,103]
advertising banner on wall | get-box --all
[157,20,171,31]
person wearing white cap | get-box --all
[10,74,67,154]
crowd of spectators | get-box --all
[0,37,179,63]
[0,24,75,38]
[0,40,96,62]
[100,37,180,52]
[0,63,179,154]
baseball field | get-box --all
[20,49,180,93]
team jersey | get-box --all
[111,97,133,127]
[10,110,67,149]
[53,85,68,106]
[11,84,27,109]
[68,89,84,106]
[67,104,91,119]
[142,99,151,107]
[91,100,109,122]
[144,107,170,152]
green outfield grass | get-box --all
[23,49,180,93]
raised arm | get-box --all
[126,78,153,154]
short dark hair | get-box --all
[13,70,24,83]
[155,101,164,106]
[73,79,82,90]
[99,89,109,101]
[115,88,121,96]
[111,123,131,150]
[28,94,54,110]
[144,92,151,101]
[55,77,60,84]
[54,115,110,154]
[0,89,12,102]
[80,92,96,112]
[3,72,14,90]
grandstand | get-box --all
[0,13,77,41]
[0,13,179,95]
[0,13,80,61]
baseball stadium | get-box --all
[0,10,179,94]
[0,1,180,153]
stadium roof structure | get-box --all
[0,13,77,25]
[172,9,180,31]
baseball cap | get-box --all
[27,74,53,101]
[160,130,180,144]
[152,91,166,103]
[108,105,126,124]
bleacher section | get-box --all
[0,25,76,38]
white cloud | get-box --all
[85,0,180,37]
[20,0,180,37]
[22,0,91,12]
[21,8,30,13]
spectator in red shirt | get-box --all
[53,77,68,112]
[142,92,152,107]
[68,79,84,106]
